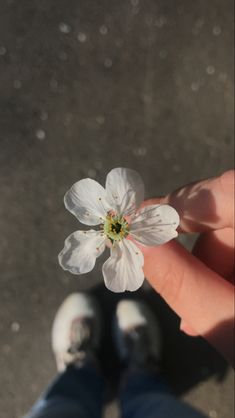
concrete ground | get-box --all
[0,0,234,417]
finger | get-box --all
[180,227,234,337]
[144,170,234,233]
[142,240,234,334]
[193,228,235,281]
[141,240,234,364]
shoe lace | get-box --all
[67,318,92,361]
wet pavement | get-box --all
[0,0,234,417]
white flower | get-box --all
[58,168,180,293]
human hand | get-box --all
[140,170,234,366]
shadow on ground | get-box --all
[92,285,228,401]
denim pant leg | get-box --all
[25,365,104,418]
[120,371,208,418]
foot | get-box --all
[52,293,102,372]
[114,300,162,371]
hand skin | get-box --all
[140,170,234,366]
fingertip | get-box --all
[180,319,199,337]
[220,169,235,186]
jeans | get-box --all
[25,365,207,418]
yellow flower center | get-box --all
[103,213,129,242]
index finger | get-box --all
[145,170,234,233]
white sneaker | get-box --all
[52,293,102,372]
[114,300,162,370]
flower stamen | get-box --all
[103,213,129,242]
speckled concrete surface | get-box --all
[0,0,234,417]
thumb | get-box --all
[140,240,234,365]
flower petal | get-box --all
[58,230,106,274]
[102,239,144,292]
[105,168,145,215]
[64,179,111,226]
[130,204,180,246]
